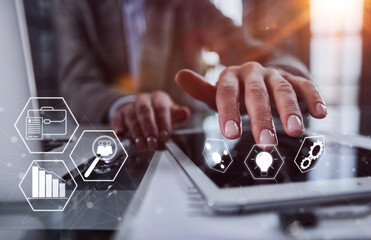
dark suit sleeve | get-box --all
[181,0,310,78]
[53,0,125,123]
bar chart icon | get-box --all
[30,164,67,199]
[19,160,77,211]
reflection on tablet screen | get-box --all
[172,130,371,188]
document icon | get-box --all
[26,117,43,140]
[26,106,67,140]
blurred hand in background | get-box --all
[110,91,190,151]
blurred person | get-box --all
[54,0,327,151]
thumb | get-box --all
[175,69,217,110]
[171,105,191,126]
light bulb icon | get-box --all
[255,151,273,176]
[245,145,283,180]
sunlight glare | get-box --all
[311,0,363,35]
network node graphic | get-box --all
[14,97,79,153]
[294,136,325,173]
[203,138,233,173]
[19,160,77,211]
[244,145,284,180]
[70,130,128,182]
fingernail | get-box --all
[287,115,304,134]
[159,130,169,143]
[224,120,239,138]
[259,129,277,147]
[146,136,158,150]
[134,137,146,150]
[316,103,327,116]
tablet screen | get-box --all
[172,130,371,188]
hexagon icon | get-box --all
[19,160,77,211]
[70,130,128,182]
[244,145,284,180]
[294,135,325,173]
[203,138,233,173]
[14,97,79,153]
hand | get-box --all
[110,91,190,150]
[175,62,327,148]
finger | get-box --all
[282,72,327,119]
[266,70,304,137]
[241,64,277,149]
[216,68,241,139]
[175,69,217,110]
[122,104,146,150]
[152,91,172,143]
[110,109,126,136]
[171,105,191,127]
[135,94,158,150]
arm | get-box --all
[53,0,125,123]
[181,0,309,76]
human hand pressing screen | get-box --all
[175,62,327,149]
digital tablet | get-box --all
[166,129,371,213]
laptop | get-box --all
[0,0,41,202]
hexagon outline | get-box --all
[18,160,78,212]
[294,135,325,173]
[70,130,129,182]
[244,144,284,180]
[203,138,233,173]
[14,97,79,154]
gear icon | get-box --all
[300,157,312,170]
[294,136,325,173]
[299,140,324,170]
[308,140,324,160]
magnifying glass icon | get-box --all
[84,135,118,178]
